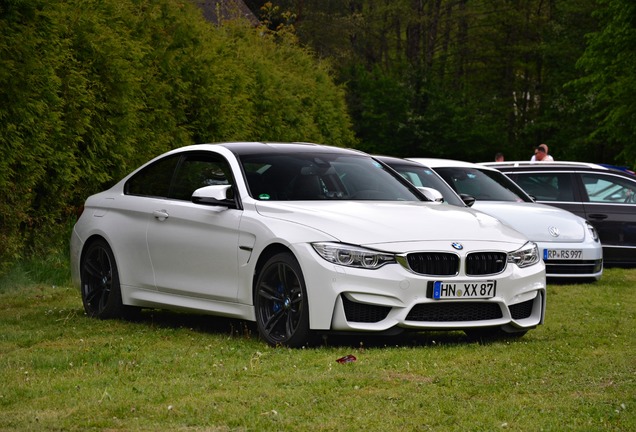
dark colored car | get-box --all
[482,161,636,266]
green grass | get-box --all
[1,266,634,431]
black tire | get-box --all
[254,252,311,347]
[80,239,132,319]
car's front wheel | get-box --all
[254,252,311,347]
[80,239,131,319]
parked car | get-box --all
[482,161,636,266]
[398,158,603,281]
[375,156,476,207]
[70,142,546,347]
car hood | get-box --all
[254,201,528,251]
[472,201,586,243]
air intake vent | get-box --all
[544,259,603,275]
[342,295,391,323]
[509,298,534,319]
[406,302,503,322]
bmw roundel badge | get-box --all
[451,242,463,250]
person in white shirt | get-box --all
[531,144,554,161]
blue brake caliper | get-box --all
[272,282,284,313]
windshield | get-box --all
[380,161,465,206]
[240,153,423,201]
[433,167,531,202]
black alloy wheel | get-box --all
[255,252,311,347]
[80,239,128,319]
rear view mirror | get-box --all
[418,187,444,203]
[192,185,236,207]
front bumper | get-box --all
[536,241,603,280]
[296,244,546,333]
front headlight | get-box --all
[507,242,540,268]
[312,242,396,269]
[586,221,599,242]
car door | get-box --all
[507,171,586,215]
[578,171,636,262]
[121,153,182,290]
[146,151,243,302]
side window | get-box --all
[169,153,232,201]
[581,173,636,203]
[512,173,573,201]
[125,154,180,198]
[401,171,423,187]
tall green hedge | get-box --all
[0,0,356,271]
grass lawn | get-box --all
[1,267,634,431]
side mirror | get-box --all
[459,193,476,207]
[418,187,445,203]
[192,185,236,207]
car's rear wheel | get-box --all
[254,252,311,347]
[80,239,131,319]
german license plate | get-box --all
[543,249,583,260]
[432,280,496,300]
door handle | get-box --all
[587,214,608,220]
[153,209,169,221]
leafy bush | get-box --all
[0,0,356,272]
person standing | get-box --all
[531,144,554,161]
[495,152,504,162]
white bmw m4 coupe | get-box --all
[71,142,546,346]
